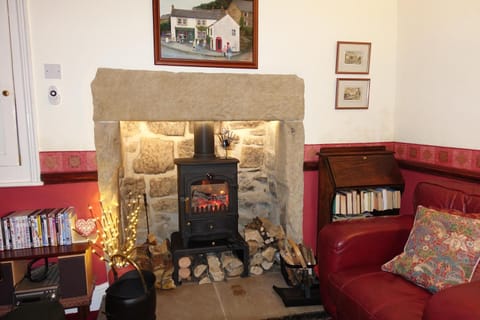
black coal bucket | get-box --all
[105,255,156,320]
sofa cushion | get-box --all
[329,265,430,320]
[382,206,480,293]
[413,182,466,212]
[466,194,480,212]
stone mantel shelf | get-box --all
[92,68,305,122]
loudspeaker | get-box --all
[57,248,92,298]
[0,261,28,306]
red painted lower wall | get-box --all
[2,143,479,281]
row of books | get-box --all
[333,188,401,216]
[0,207,76,251]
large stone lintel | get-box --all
[91,68,304,122]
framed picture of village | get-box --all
[153,0,258,69]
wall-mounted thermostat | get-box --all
[48,86,61,105]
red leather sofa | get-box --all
[317,182,480,320]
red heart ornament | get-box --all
[75,218,96,237]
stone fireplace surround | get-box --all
[91,68,305,242]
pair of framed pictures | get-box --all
[335,41,371,110]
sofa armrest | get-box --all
[317,215,414,316]
[423,281,480,320]
[317,215,414,272]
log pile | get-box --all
[175,251,244,284]
[132,235,176,290]
[244,217,286,276]
[278,238,317,286]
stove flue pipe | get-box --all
[193,121,215,159]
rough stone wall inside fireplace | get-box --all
[119,120,283,243]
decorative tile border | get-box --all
[305,142,480,173]
[394,143,480,172]
[41,143,480,174]
[40,151,97,173]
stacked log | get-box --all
[175,250,244,284]
[244,217,285,276]
[147,238,176,289]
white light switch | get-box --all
[44,64,61,79]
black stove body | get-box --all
[170,122,249,284]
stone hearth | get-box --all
[91,68,305,242]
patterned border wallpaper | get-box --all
[40,151,97,173]
[40,143,480,174]
[305,142,480,173]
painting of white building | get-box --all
[154,0,256,68]
[208,14,240,52]
[169,5,239,53]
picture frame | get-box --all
[153,0,258,69]
[335,41,371,74]
[335,78,370,109]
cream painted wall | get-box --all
[27,0,398,151]
[395,0,480,149]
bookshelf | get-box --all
[317,146,405,232]
[0,243,93,319]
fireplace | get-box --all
[91,68,306,246]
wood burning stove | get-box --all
[175,157,239,247]
[170,122,249,284]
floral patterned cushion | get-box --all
[382,205,480,293]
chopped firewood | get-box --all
[178,256,192,269]
[288,238,307,268]
[153,267,176,290]
[247,240,260,255]
[280,249,295,266]
[221,252,244,277]
[245,217,263,231]
[207,254,224,282]
[258,217,274,231]
[261,246,277,262]
[193,264,208,278]
[266,225,285,240]
[250,252,263,266]
[178,267,191,280]
[244,228,264,245]
[261,260,274,271]
[299,243,315,266]
[198,276,211,285]
[249,265,263,276]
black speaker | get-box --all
[57,250,92,298]
[0,261,28,306]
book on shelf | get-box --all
[0,207,76,251]
[0,218,3,251]
[333,187,402,217]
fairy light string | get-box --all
[87,193,142,268]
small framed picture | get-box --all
[335,41,371,74]
[335,78,370,109]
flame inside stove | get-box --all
[191,180,229,213]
